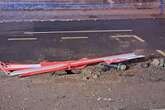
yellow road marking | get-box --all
[156,50,165,57]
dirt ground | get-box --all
[0,60,165,110]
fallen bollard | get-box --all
[0,52,145,77]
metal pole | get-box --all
[160,0,164,15]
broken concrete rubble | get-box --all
[151,58,165,67]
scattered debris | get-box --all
[0,52,144,78]
[81,65,102,80]
[140,62,150,68]
[0,50,164,80]
[97,97,112,102]
[102,63,127,71]
[151,58,165,67]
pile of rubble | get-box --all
[82,57,165,80]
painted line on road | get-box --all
[133,35,145,42]
[151,108,165,110]
[61,37,88,40]
[8,38,38,41]
[24,29,133,34]
[156,49,165,57]
[111,35,145,42]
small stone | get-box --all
[151,59,160,66]
[103,98,112,101]
[92,74,99,79]
[8,95,11,98]
[97,97,102,101]
[159,58,165,67]
[140,63,150,68]
[83,76,90,80]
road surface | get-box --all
[0,18,165,110]
[0,18,165,62]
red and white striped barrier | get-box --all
[0,52,145,77]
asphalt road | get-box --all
[0,18,165,62]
